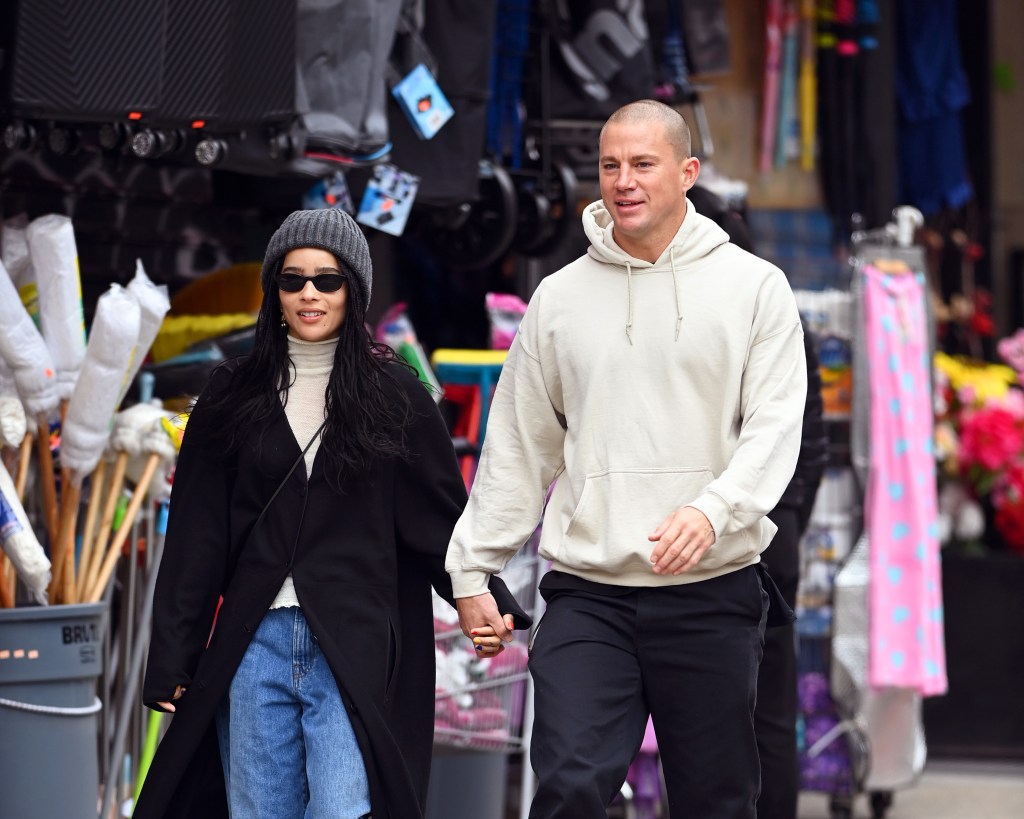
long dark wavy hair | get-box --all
[198,275,413,492]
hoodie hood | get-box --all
[582,197,731,343]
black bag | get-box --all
[540,0,656,120]
[387,0,499,206]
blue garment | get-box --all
[896,0,973,215]
[215,608,371,819]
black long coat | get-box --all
[135,362,529,819]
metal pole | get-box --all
[97,501,167,819]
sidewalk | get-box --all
[797,759,1024,819]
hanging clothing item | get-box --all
[389,0,499,205]
[862,265,947,696]
[677,0,731,75]
[895,0,972,215]
[296,0,405,155]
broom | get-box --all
[52,284,140,603]
[87,415,176,604]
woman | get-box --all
[135,208,529,819]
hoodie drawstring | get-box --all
[625,261,634,345]
[670,246,683,341]
[624,253,684,344]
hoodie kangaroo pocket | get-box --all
[563,467,714,570]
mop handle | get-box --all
[132,710,163,812]
[132,501,169,813]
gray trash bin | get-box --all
[426,747,509,819]
[0,602,107,819]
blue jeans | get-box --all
[215,607,372,819]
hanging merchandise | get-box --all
[815,0,860,239]
[295,0,405,164]
[860,262,946,695]
[675,0,732,75]
[854,0,895,230]
[814,0,894,238]
[542,0,656,120]
[391,64,454,140]
[828,219,938,807]
[489,1,580,258]
[388,0,499,207]
[799,0,817,171]
[643,0,716,158]
[356,164,420,237]
[895,0,972,217]
[487,0,532,169]
[775,0,801,168]
[303,171,356,214]
[760,0,784,172]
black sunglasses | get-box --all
[277,272,347,293]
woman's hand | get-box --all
[470,617,514,659]
[156,684,187,713]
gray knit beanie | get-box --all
[261,208,372,313]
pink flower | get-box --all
[1001,389,1024,419]
[958,384,978,406]
[958,406,1024,472]
[997,328,1024,374]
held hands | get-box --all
[649,505,716,575]
[470,624,510,657]
[156,684,186,713]
[456,592,515,659]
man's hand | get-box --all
[456,592,514,644]
[649,506,716,575]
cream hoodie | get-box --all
[446,199,807,597]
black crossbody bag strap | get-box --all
[254,419,327,526]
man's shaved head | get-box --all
[601,100,692,160]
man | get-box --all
[445,100,807,819]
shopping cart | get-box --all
[432,547,542,754]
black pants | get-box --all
[757,507,802,819]
[527,567,767,819]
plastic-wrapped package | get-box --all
[0,459,50,603]
[61,285,141,480]
[485,292,528,350]
[26,214,87,401]
[0,359,27,448]
[1,215,35,289]
[375,303,441,396]
[121,260,170,405]
[0,258,59,418]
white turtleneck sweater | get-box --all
[269,335,337,609]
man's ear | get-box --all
[682,156,701,190]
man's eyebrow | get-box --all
[599,154,659,164]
